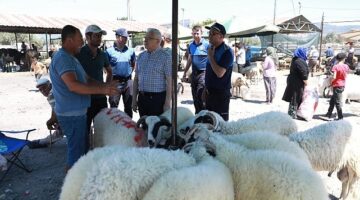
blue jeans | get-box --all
[57,115,87,167]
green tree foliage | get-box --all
[0,33,44,48]
[324,32,344,44]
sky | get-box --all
[0,0,359,26]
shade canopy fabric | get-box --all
[228,24,281,38]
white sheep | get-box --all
[60,145,127,200]
[93,108,146,148]
[223,131,311,167]
[187,124,328,200]
[187,110,297,136]
[231,71,249,98]
[143,143,234,200]
[137,107,194,148]
[289,120,360,199]
[79,147,196,200]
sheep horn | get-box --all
[136,115,148,129]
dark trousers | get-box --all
[205,88,231,121]
[138,91,166,117]
[86,97,107,152]
[191,70,205,114]
[263,76,276,103]
[109,76,132,118]
[327,86,344,119]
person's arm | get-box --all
[182,55,192,80]
[46,110,58,130]
[131,52,136,72]
[132,73,139,112]
[104,65,113,83]
[163,75,172,111]
[61,72,118,96]
[208,46,227,78]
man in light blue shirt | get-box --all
[106,28,136,118]
[50,25,119,169]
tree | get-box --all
[324,32,344,44]
[0,33,44,49]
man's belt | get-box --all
[113,75,131,83]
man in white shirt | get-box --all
[308,45,319,76]
[236,43,246,72]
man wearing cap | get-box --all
[182,25,209,114]
[28,78,64,148]
[105,28,136,118]
[132,28,172,117]
[204,22,234,121]
[76,24,112,152]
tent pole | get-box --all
[14,33,18,50]
[171,0,178,147]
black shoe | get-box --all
[27,140,48,149]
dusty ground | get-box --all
[0,70,359,200]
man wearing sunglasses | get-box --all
[204,23,234,121]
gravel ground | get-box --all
[0,70,359,200]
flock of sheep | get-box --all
[58,107,360,200]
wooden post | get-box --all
[171,0,178,147]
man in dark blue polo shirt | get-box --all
[182,25,209,114]
[76,24,112,152]
[106,28,136,118]
[204,23,234,121]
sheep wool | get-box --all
[191,125,328,200]
[79,147,196,200]
[223,131,311,167]
[143,145,234,200]
[161,106,195,126]
[93,108,146,148]
[220,111,298,136]
[60,145,127,200]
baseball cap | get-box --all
[36,78,50,87]
[115,28,129,37]
[85,24,107,35]
[205,22,226,35]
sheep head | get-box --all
[136,115,172,148]
[193,110,223,131]
[182,124,216,157]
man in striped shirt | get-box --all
[132,28,172,117]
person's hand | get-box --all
[208,45,215,58]
[201,89,207,107]
[132,99,138,112]
[163,101,170,112]
[104,80,120,96]
[46,119,57,130]
[181,75,187,82]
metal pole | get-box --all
[319,12,324,67]
[45,33,49,57]
[28,33,31,49]
[14,33,18,50]
[272,0,277,46]
[171,0,178,147]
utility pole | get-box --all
[181,8,185,27]
[319,12,324,66]
[273,0,277,25]
[298,1,301,15]
[127,0,132,20]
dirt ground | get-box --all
[0,70,359,200]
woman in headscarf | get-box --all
[262,46,278,104]
[282,47,309,119]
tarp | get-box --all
[228,24,280,38]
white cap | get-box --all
[36,78,50,87]
[85,24,107,35]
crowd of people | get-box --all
[28,22,356,172]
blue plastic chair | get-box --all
[0,129,36,183]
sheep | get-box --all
[136,107,194,148]
[78,147,196,200]
[93,108,146,148]
[223,131,311,167]
[186,124,328,200]
[318,74,360,102]
[289,120,360,199]
[231,72,249,98]
[60,145,128,200]
[143,142,234,200]
[188,110,297,136]
[240,62,262,85]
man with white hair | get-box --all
[132,28,172,117]
[308,45,319,76]
[28,78,64,148]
